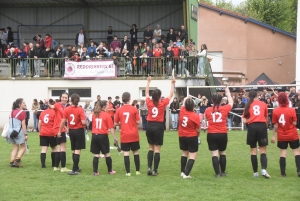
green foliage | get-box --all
[0,131,300,201]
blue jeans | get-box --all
[126,61,132,74]
[198,57,204,76]
[178,60,187,75]
[141,115,147,129]
[33,113,38,130]
[20,60,28,76]
[171,113,178,129]
[227,117,232,128]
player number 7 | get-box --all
[123,112,130,123]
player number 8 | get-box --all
[152,107,158,118]
[253,105,260,116]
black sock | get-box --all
[93,157,99,173]
[279,157,286,175]
[220,155,226,173]
[181,156,188,173]
[72,153,75,161]
[51,152,55,167]
[251,155,258,173]
[124,156,130,173]
[73,154,80,172]
[60,152,66,168]
[147,150,154,169]
[260,153,267,169]
[295,155,300,172]
[154,153,160,173]
[212,156,220,174]
[106,157,112,172]
[184,159,195,176]
[55,152,60,168]
[134,154,140,172]
[40,153,46,168]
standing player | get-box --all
[91,100,118,176]
[243,90,271,178]
[114,92,141,176]
[59,93,86,175]
[271,92,300,177]
[204,87,233,177]
[38,99,56,168]
[178,97,200,178]
[146,75,176,176]
[45,93,71,172]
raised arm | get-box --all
[166,78,176,100]
[146,75,151,99]
[225,86,233,107]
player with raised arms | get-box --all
[204,86,233,177]
[45,92,71,172]
[178,97,200,178]
[114,92,141,176]
[146,75,176,176]
[59,93,86,175]
[91,100,118,176]
[243,90,271,178]
[271,92,300,177]
[38,99,56,168]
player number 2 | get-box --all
[278,114,286,126]
[152,107,158,118]
[253,105,260,116]
[95,118,102,129]
[182,117,188,127]
[43,114,49,123]
[70,114,75,125]
[123,112,130,123]
[212,112,222,122]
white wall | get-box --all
[0,79,187,128]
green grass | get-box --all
[0,131,299,201]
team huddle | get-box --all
[5,77,300,178]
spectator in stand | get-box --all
[33,43,43,77]
[143,26,153,46]
[140,42,147,54]
[96,44,107,58]
[188,45,198,75]
[6,27,14,45]
[43,46,56,76]
[44,34,52,48]
[75,29,85,47]
[72,52,81,62]
[56,47,66,76]
[165,46,174,76]
[166,27,176,44]
[7,47,18,77]
[197,44,207,77]
[178,45,189,78]
[28,43,35,77]
[199,96,210,132]
[171,42,180,73]
[176,31,182,46]
[170,97,179,130]
[144,46,153,75]
[233,97,245,127]
[130,44,140,74]
[32,99,40,132]
[130,24,138,49]
[153,43,163,74]
[153,24,162,43]
[87,42,96,58]
[179,25,188,44]
[80,47,88,61]
[4,44,11,57]
[121,35,131,53]
[77,43,85,56]
[139,99,147,130]
[18,48,28,77]
[0,28,7,57]
[242,93,248,104]
[107,26,114,47]
[33,35,45,49]
[110,36,122,52]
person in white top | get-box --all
[75,29,85,47]
[153,24,162,43]
[197,44,208,77]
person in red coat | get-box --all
[44,34,53,49]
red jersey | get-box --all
[63,106,85,129]
[178,106,200,137]
[272,106,299,141]
[39,109,55,136]
[243,100,268,124]
[171,47,180,60]
[92,112,114,134]
[114,104,140,143]
[53,102,66,133]
[146,97,169,122]
[205,104,232,133]
[11,109,26,121]
[153,48,162,57]
[108,102,114,117]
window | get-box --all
[139,87,156,99]
[68,88,91,97]
[50,88,91,100]
[142,90,154,97]
[51,90,66,97]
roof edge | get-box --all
[199,3,296,39]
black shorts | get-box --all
[146,121,164,145]
[56,132,67,145]
[207,133,228,151]
[69,128,86,150]
[40,136,57,147]
[179,136,198,153]
[247,122,268,148]
[278,140,300,149]
[90,134,110,155]
[121,141,140,152]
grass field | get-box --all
[0,130,299,201]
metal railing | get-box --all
[0,56,211,79]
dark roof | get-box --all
[247,73,275,85]
[199,2,296,39]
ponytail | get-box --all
[94,100,107,117]
[12,98,23,110]
[70,93,80,107]
[211,93,222,113]
[243,91,257,118]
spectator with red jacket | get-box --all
[171,42,180,73]
[110,36,122,51]
[33,35,45,49]
[44,34,52,48]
